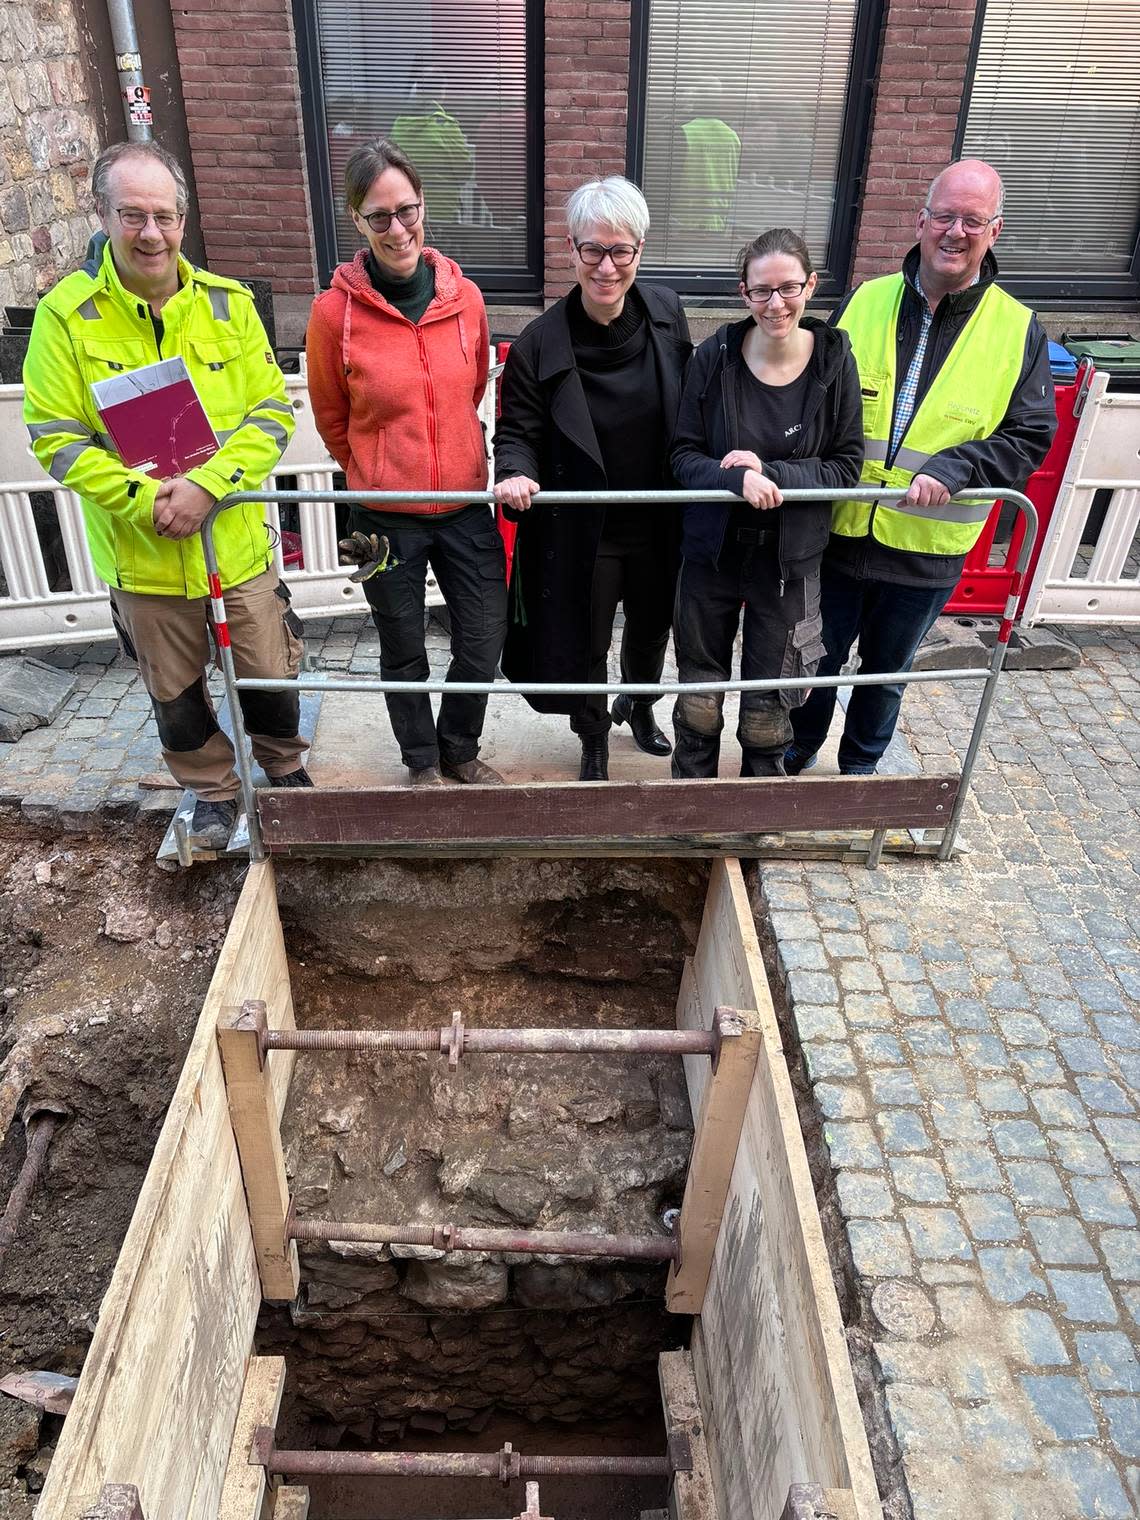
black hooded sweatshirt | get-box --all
[670,314,864,583]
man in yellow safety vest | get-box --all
[785,158,1056,776]
[23,140,311,849]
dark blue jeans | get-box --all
[789,564,953,774]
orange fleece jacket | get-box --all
[305,246,490,515]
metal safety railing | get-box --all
[199,486,1038,866]
[0,359,504,650]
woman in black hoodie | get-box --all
[670,228,864,778]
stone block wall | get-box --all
[0,0,101,310]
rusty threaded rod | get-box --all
[265,1446,671,1479]
[0,1116,59,1272]
[265,1027,715,1056]
[521,1454,670,1475]
[267,1029,441,1052]
[290,1217,678,1263]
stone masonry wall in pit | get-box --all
[258,858,707,1444]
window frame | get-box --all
[953,0,1140,303]
[292,0,545,297]
[625,0,886,302]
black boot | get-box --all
[611,694,671,756]
[578,733,609,781]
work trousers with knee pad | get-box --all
[110,566,307,801]
[671,535,825,779]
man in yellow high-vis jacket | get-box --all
[786,159,1056,776]
[23,141,312,848]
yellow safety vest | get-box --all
[834,272,1032,556]
[24,239,294,597]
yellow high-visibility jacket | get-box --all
[833,271,1032,557]
[23,237,294,597]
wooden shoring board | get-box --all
[218,1356,285,1520]
[37,862,297,1520]
[258,775,958,853]
[679,859,881,1520]
[659,1350,719,1518]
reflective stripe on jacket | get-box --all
[23,237,294,597]
[834,272,1032,557]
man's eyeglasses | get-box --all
[743,280,810,304]
[358,202,423,234]
[924,209,999,235]
[574,240,640,268]
[116,208,184,230]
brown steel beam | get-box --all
[258,775,959,852]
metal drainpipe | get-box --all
[105,0,153,142]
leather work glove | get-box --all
[337,530,399,582]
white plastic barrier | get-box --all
[1022,369,1140,626]
[0,357,502,652]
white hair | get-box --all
[566,176,649,244]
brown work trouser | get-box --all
[110,566,307,801]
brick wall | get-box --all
[170,0,317,295]
[849,0,978,284]
[0,0,101,310]
[543,0,632,301]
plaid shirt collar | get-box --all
[890,267,980,457]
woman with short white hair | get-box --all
[494,175,692,780]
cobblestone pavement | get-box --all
[0,614,407,819]
[1,614,1138,1518]
[758,626,1140,1519]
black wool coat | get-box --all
[493,283,693,714]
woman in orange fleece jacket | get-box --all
[306,138,506,787]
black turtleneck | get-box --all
[567,286,667,506]
[366,253,436,324]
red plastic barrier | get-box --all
[281,529,304,570]
[944,362,1090,616]
[493,340,518,581]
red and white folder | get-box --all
[91,356,217,478]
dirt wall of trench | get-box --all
[261,858,709,1447]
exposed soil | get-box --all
[262,859,707,1481]
[0,834,710,1514]
[0,810,247,1506]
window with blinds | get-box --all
[960,0,1140,285]
[311,0,533,283]
[633,0,863,289]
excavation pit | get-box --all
[9,839,880,1520]
[256,857,706,1517]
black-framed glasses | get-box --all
[116,207,184,231]
[574,240,640,268]
[743,280,810,304]
[923,209,1000,235]
[358,201,423,234]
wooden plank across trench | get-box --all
[258,774,958,854]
